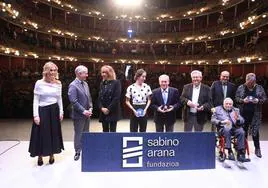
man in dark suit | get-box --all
[180,70,212,132]
[68,65,93,161]
[211,71,236,107]
[151,74,181,132]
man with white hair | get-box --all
[68,65,93,161]
[180,70,212,132]
[211,98,249,162]
[151,74,181,132]
[236,73,267,158]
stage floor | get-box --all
[0,141,267,188]
[0,119,267,188]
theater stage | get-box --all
[0,119,267,188]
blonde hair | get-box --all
[42,61,59,80]
[101,65,116,80]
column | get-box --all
[244,34,248,46]
[22,59,25,69]
[178,20,181,32]
[93,17,96,30]
[35,32,38,46]
[232,37,235,49]
[64,12,67,24]
[165,21,167,32]
[36,60,39,72]
[193,17,195,31]
[206,14,209,27]
[234,5,237,18]
[79,15,82,27]
[192,43,194,55]
[165,0,168,9]
[8,56,11,71]
[64,38,67,49]
[151,21,153,32]
[50,6,53,20]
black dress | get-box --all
[98,79,122,122]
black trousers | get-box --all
[102,121,117,132]
[130,116,147,132]
[155,122,174,132]
[243,112,260,149]
[130,104,147,132]
[184,113,204,132]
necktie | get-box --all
[162,90,168,104]
[222,84,227,99]
[81,81,87,95]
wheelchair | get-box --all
[217,133,250,162]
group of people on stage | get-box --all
[28,62,267,165]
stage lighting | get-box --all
[114,0,143,7]
[127,28,133,38]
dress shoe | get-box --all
[237,153,251,162]
[219,151,226,162]
[37,157,43,166]
[255,149,262,158]
[74,153,80,161]
[228,150,235,161]
[49,155,55,164]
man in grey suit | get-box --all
[211,98,249,162]
[68,65,93,161]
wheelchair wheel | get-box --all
[219,151,226,162]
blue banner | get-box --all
[82,132,215,172]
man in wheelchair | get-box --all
[211,98,250,162]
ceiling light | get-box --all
[114,0,143,7]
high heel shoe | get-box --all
[49,155,55,164]
[37,156,43,166]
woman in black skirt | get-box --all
[29,62,64,166]
[98,65,121,132]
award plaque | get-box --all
[136,108,144,117]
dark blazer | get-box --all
[210,80,236,107]
[98,79,121,122]
[68,79,93,119]
[151,87,181,125]
[180,83,212,125]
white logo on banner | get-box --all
[122,137,143,168]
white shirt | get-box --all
[126,83,152,105]
[190,84,200,113]
[33,79,63,117]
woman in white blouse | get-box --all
[126,69,152,132]
[28,62,64,166]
